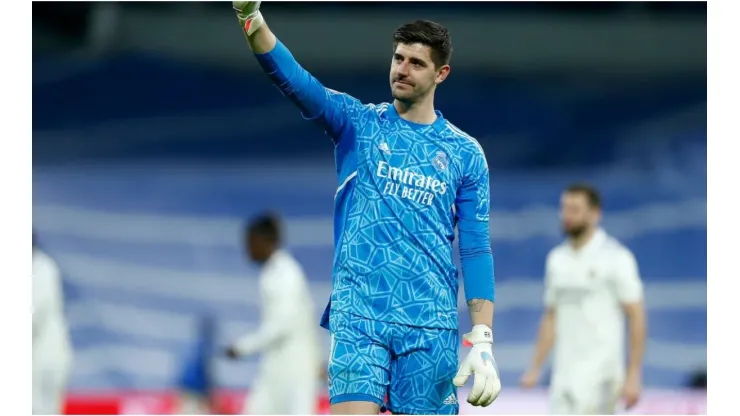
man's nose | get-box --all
[397,61,410,76]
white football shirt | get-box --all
[233,249,321,414]
[233,249,321,373]
[544,228,643,390]
[32,248,73,414]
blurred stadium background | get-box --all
[33,1,706,414]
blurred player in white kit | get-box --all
[520,184,647,415]
[225,213,321,415]
[32,232,73,414]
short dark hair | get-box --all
[245,212,282,244]
[565,183,602,209]
[393,20,452,68]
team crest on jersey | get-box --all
[431,151,449,171]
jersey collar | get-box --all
[386,102,447,133]
[567,227,607,255]
[263,248,287,269]
[580,228,607,254]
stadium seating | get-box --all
[33,54,706,169]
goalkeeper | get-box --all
[232,2,501,414]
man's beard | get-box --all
[391,79,431,102]
[563,223,589,239]
[391,84,417,101]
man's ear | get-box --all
[435,65,451,85]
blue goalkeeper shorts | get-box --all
[328,310,460,415]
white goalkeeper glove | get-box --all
[453,325,502,407]
[233,1,265,36]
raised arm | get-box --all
[232,1,355,141]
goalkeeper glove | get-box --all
[233,1,265,36]
[453,325,502,407]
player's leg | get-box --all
[50,366,71,415]
[332,400,381,415]
[581,380,621,415]
[549,389,576,415]
[328,311,392,415]
[552,381,619,415]
[287,376,319,414]
[32,354,72,414]
[244,374,277,415]
[387,326,459,415]
[32,371,68,415]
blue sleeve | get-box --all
[455,153,495,303]
[254,39,355,142]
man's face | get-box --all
[246,233,270,263]
[559,192,600,238]
[389,43,449,102]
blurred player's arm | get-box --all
[232,1,353,139]
[520,309,555,387]
[532,308,556,367]
[521,254,556,387]
[228,278,300,357]
[32,277,54,343]
[32,256,66,347]
[615,250,646,408]
[624,302,646,376]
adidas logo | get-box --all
[443,394,458,405]
[379,142,391,155]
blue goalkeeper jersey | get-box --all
[256,40,495,330]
